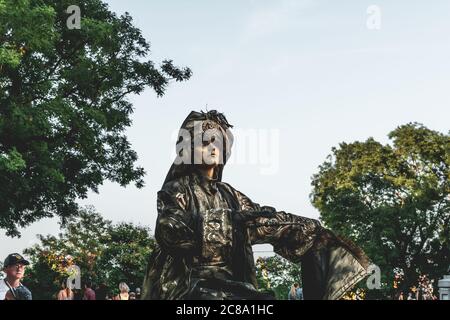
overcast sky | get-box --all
[1,0,449,261]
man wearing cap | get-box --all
[1,253,32,300]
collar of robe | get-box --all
[193,170,219,194]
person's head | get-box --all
[294,282,299,288]
[135,287,141,295]
[167,110,234,183]
[85,280,93,289]
[192,119,227,170]
[3,253,29,282]
[289,284,297,297]
[129,292,136,300]
[119,282,129,294]
[61,280,73,294]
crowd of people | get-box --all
[0,252,142,300]
[397,274,438,300]
[56,280,141,300]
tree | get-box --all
[96,221,155,293]
[255,255,302,300]
[0,0,191,236]
[311,123,449,297]
[23,206,156,299]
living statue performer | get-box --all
[142,110,370,300]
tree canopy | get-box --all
[255,255,302,300]
[23,206,156,300]
[311,123,449,296]
[0,0,191,236]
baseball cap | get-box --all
[3,253,30,268]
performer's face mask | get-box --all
[172,113,234,183]
[197,137,222,167]
[192,120,227,167]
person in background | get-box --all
[135,287,141,300]
[0,253,32,300]
[114,282,130,300]
[4,286,33,300]
[288,283,301,300]
[398,292,404,300]
[411,286,419,300]
[296,283,304,300]
[72,288,83,300]
[96,283,109,300]
[57,280,74,300]
[83,280,96,300]
[129,292,136,300]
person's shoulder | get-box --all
[161,176,191,193]
[14,284,32,300]
[218,182,255,201]
[217,181,261,209]
[217,181,238,193]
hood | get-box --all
[163,110,234,186]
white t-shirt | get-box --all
[0,280,30,300]
[0,280,10,300]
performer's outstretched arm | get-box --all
[231,187,322,254]
[231,188,370,300]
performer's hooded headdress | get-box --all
[163,110,234,185]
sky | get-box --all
[1,0,449,261]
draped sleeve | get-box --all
[155,180,197,256]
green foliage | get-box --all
[311,123,449,296]
[23,206,156,300]
[0,0,191,236]
[97,221,155,292]
[255,255,302,300]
